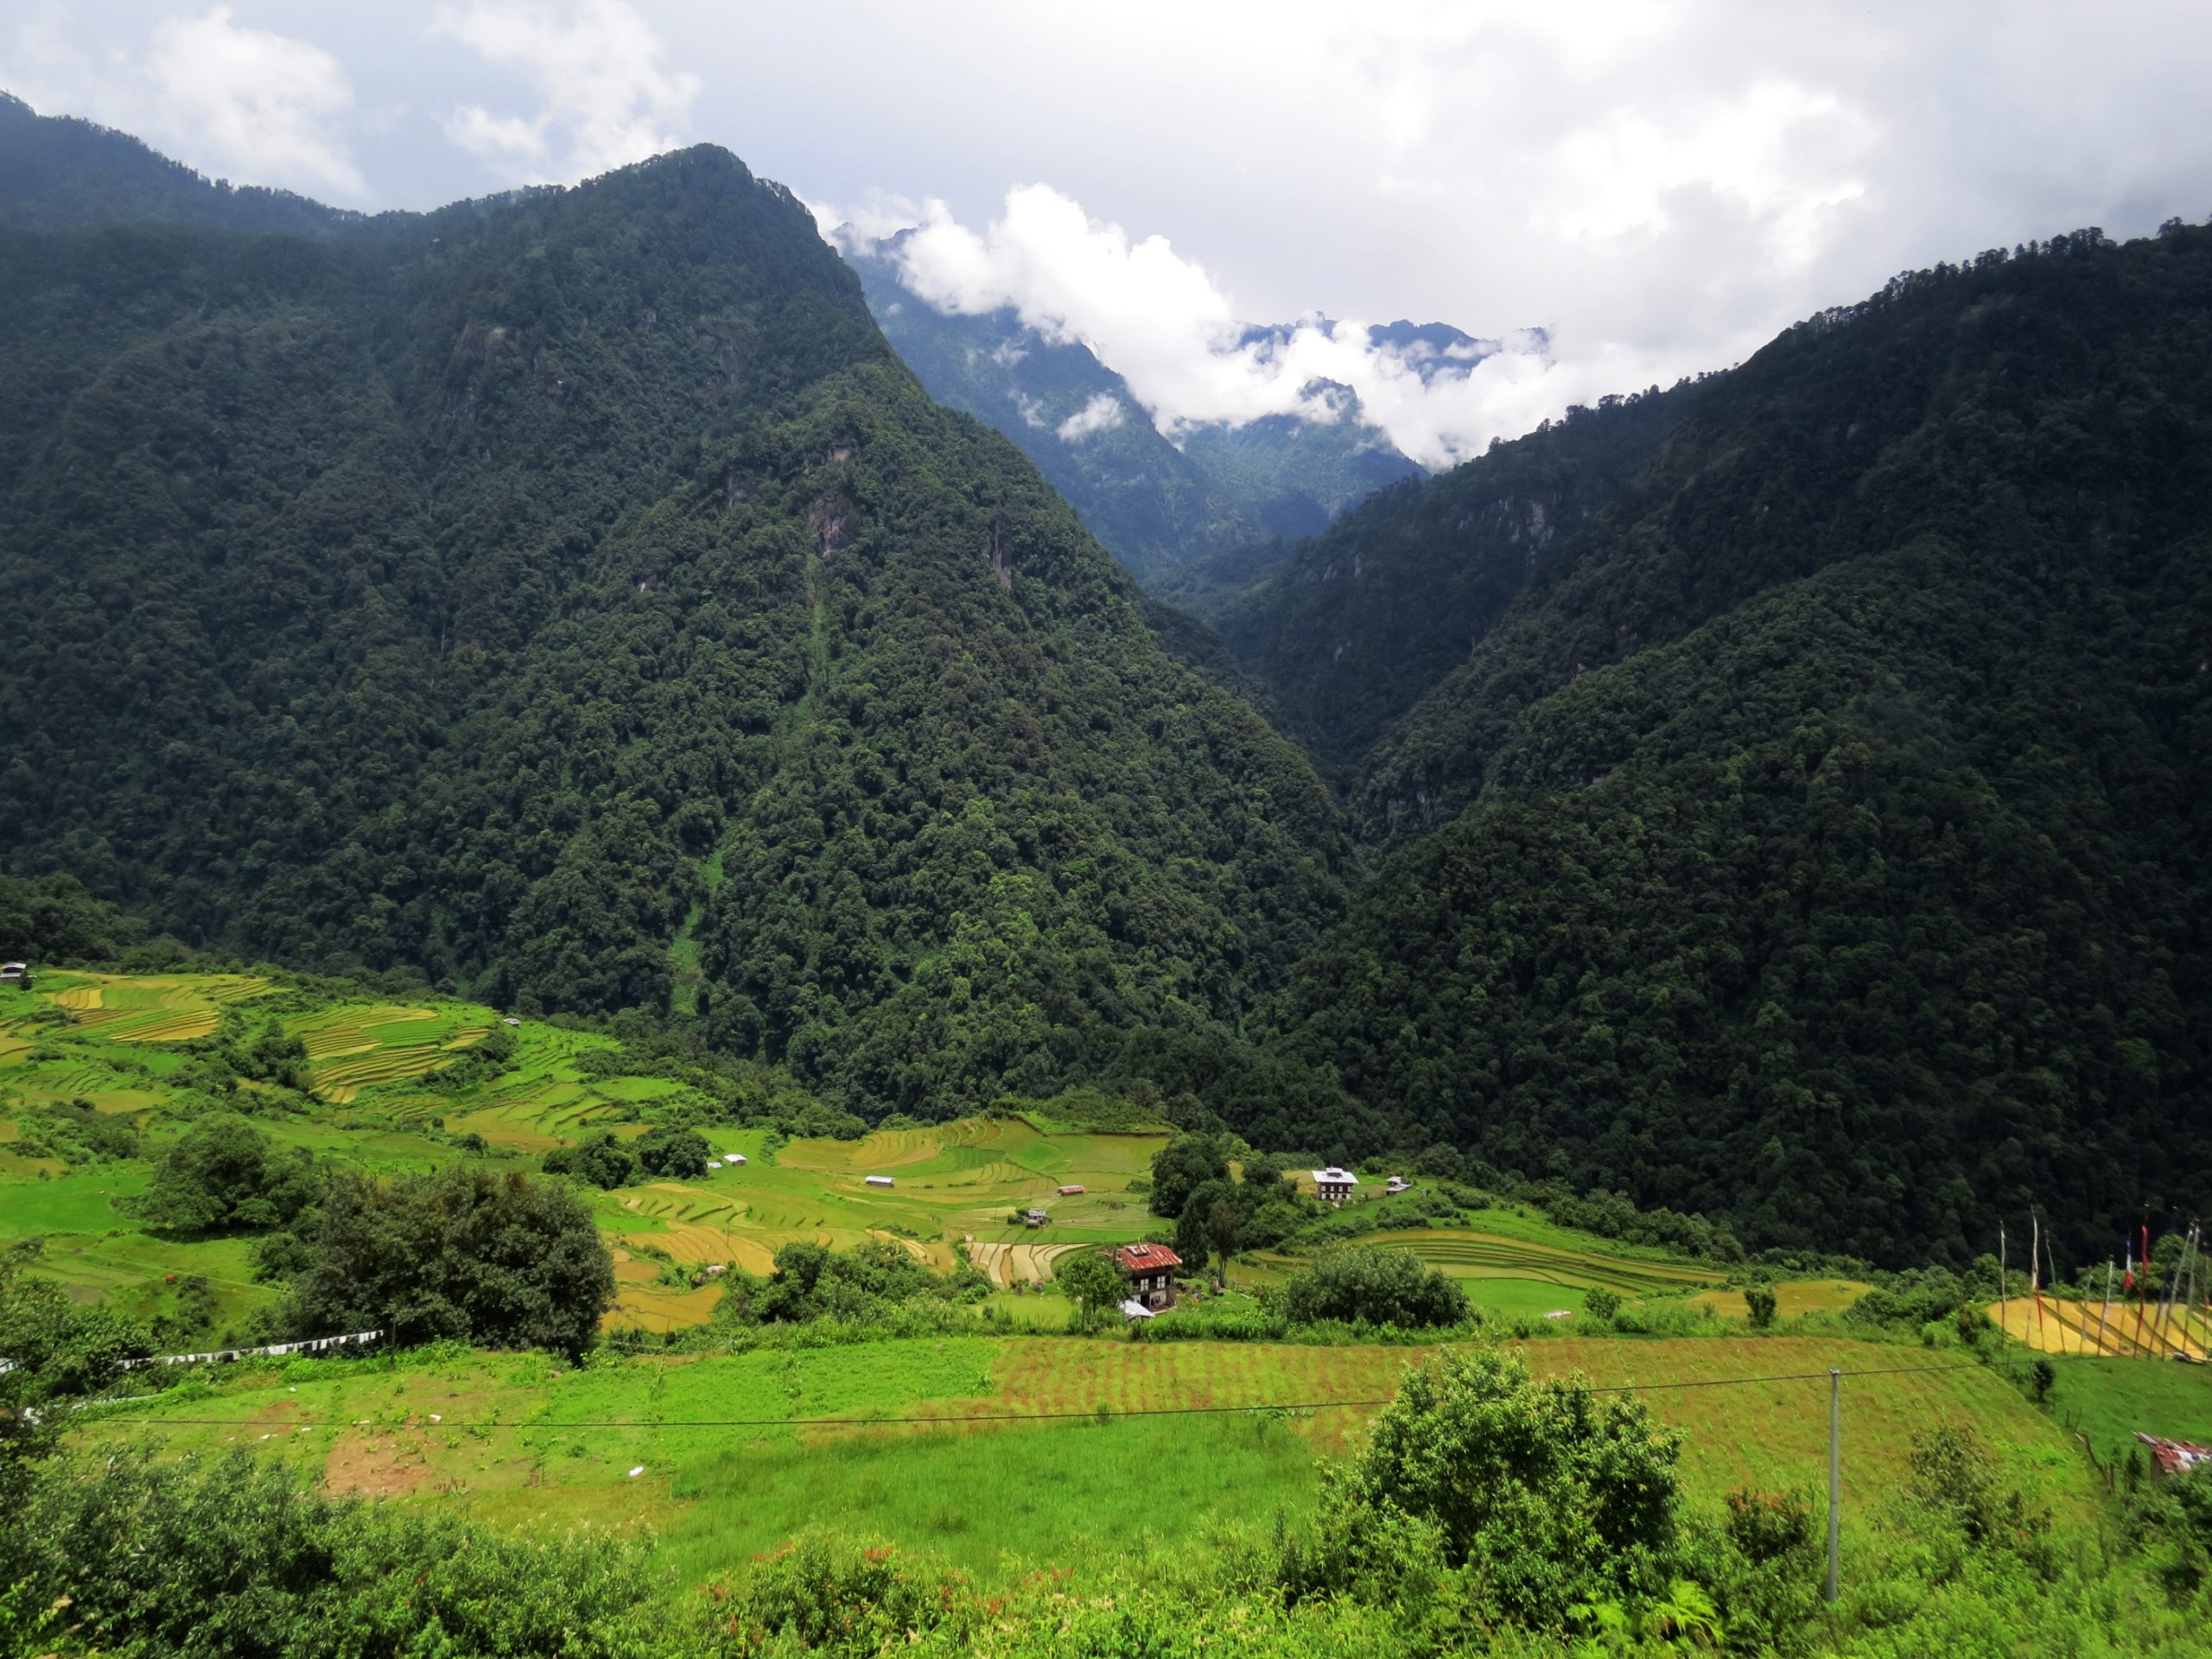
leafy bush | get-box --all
[272,1166,613,1358]
[1274,1246,1470,1329]
[1342,1345,1681,1627]
[543,1131,640,1189]
[636,1122,712,1178]
[124,1112,319,1232]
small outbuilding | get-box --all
[722,1153,747,1166]
[1024,1208,1050,1229]
[1385,1175,1411,1195]
[1057,1185,1085,1196]
[0,961,29,991]
[865,1174,895,1187]
[2137,1433,2212,1478]
[500,1015,521,1027]
[1313,1166,1360,1206]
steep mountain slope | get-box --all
[1214,386,1690,780]
[0,100,1349,1113]
[1244,226,2212,1262]
[847,239,1426,587]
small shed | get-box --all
[1024,1208,1050,1229]
[722,1153,747,1166]
[865,1174,894,1187]
[1385,1175,1411,1195]
[1312,1166,1360,1206]
[501,1015,521,1027]
[0,961,29,991]
[1057,1185,1085,1196]
[2137,1433,2212,1478]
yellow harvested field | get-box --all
[1988,1296,2209,1358]
[1689,1280,1872,1320]
[967,1239,1084,1287]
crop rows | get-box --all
[1368,1230,1719,1294]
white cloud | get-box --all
[868,184,1573,467]
[1056,392,1124,443]
[431,0,698,183]
[143,8,365,197]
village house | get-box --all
[1024,1208,1050,1229]
[1113,1242,1181,1311]
[0,962,29,991]
[1313,1166,1360,1205]
[865,1174,895,1187]
[1056,1184,1085,1196]
[722,1152,747,1166]
[1385,1175,1411,1195]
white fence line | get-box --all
[115,1329,384,1370]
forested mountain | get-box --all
[0,93,353,237]
[0,97,1348,1115]
[5,90,2208,1265]
[1232,225,2212,1262]
[846,238,1426,587]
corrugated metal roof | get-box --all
[1114,1243,1182,1272]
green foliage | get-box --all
[1150,1133,1230,1219]
[125,1112,318,1233]
[712,1239,989,1329]
[1274,1245,1471,1330]
[1582,1287,1621,1322]
[543,1131,641,1190]
[1053,1249,1124,1330]
[1743,1286,1777,1330]
[273,1166,613,1358]
[636,1122,712,1178]
[1344,1345,1682,1627]
[0,1448,667,1659]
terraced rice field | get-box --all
[289,1005,490,1103]
[966,1239,1085,1287]
[37,973,271,1043]
[1366,1228,1724,1296]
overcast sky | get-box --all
[10,1,2210,464]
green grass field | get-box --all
[76,1333,2092,1586]
[2043,1355,2212,1471]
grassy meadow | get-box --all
[75,1332,2100,1587]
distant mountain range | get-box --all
[843,234,1486,590]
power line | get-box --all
[74,1360,1984,1432]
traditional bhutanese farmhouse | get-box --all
[1057,1185,1085,1196]
[865,1174,895,1187]
[1024,1208,1050,1229]
[1313,1166,1360,1205]
[2138,1433,2212,1477]
[1114,1242,1181,1311]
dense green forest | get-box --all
[1230,225,2212,1263]
[0,100,1347,1117]
[3,92,2209,1266]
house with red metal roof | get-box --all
[1113,1243,1181,1311]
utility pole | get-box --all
[1827,1368,1841,1605]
